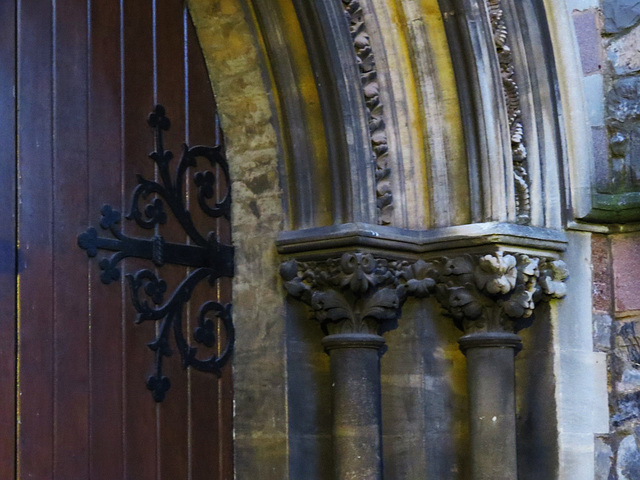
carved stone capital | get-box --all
[281,251,568,337]
[280,253,413,335]
[430,252,568,335]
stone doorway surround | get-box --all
[188,0,608,478]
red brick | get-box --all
[612,233,640,313]
[573,9,603,75]
[593,234,613,313]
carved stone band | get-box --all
[341,0,393,225]
[280,251,568,336]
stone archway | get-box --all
[187,1,607,478]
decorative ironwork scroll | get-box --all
[78,105,234,402]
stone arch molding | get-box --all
[188,0,587,236]
[186,0,603,479]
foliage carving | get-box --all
[281,251,568,336]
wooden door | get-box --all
[1,1,233,478]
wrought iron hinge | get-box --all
[78,105,234,402]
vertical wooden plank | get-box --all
[12,2,240,479]
[87,0,126,477]
[16,0,55,477]
[213,56,234,477]
[218,202,234,480]
[186,30,220,480]
[185,10,234,478]
[0,1,17,478]
[155,0,189,477]
[217,130,235,480]
[51,0,90,476]
[205,36,234,480]
[122,0,159,478]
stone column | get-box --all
[280,253,426,480]
[459,332,521,479]
[431,252,568,480]
[281,249,568,480]
[323,333,385,479]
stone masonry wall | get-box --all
[569,1,640,477]
[572,0,640,195]
[187,1,291,477]
[570,1,608,193]
[592,232,640,479]
[602,0,640,193]
[573,0,640,194]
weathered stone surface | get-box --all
[595,436,613,480]
[604,0,640,34]
[605,78,640,192]
[610,316,640,477]
[585,74,605,126]
[566,0,598,11]
[593,126,612,192]
[600,3,640,197]
[617,434,640,480]
[567,0,599,10]
[607,77,640,126]
[613,390,640,427]
[187,1,290,478]
[516,344,558,480]
[594,313,613,352]
[609,26,640,75]
[383,299,468,479]
[324,335,386,479]
[615,320,640,377]
[618,365,640,394]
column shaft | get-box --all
[460,332,521,480]
[323,333,385,480]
